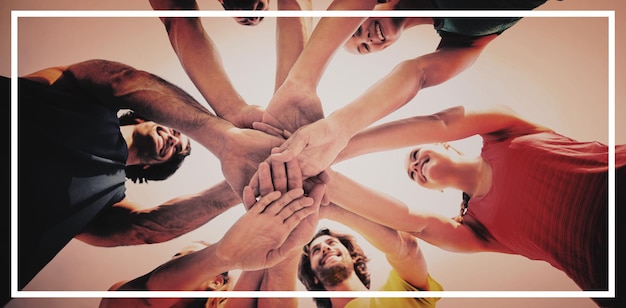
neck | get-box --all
[451,157,491,199]
[326,274,368,307]
[119,125,137,165]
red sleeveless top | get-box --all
[466,131,626,291]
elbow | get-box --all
[395,60,427,100]
[110,68,150,97]
[394,232,421,260]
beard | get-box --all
[316,263,352,288]
[133,132,159,164]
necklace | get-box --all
[460,192,470,217]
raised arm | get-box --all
[321,203,430,290]
[239,156,325,308]
[77,181,239,247]
[325,169,495,253]
[280,0,378,90]
[149,0,263,128]
[270,34,499,178]
[336,104,548,162]
[100,185,319,307]
[57,59,285,197]
[61,59,233,149]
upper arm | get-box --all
[411,214,493,253]
[21,66,68,85]
[385,232,430,290]
[437,104,549,141]
[414,34,498,89]
[75,198,144,247]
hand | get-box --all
[270,117,350,178]
[252,121,292,139]
[216,187,317,270]
[245,158,325,253]
[245,149,301,204]
[218,128,285,198]
[225,104,266,129]
[262,79,324,134]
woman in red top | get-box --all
[325,104,625,307]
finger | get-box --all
[252,122,284,138]
[317,170,331,184]
[258,162,275,196]
[247,169,261,197]
[271,133,307,162]
[263,188,305,216]
[248,191,281,214]
[270,159,288,193]
[307,183,326,209]
[279,196,315,222]
[242,186,256,210]
[281,197,318,226]
[321,191,331,206]
[285,157,303,191]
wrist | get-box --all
[326,112,356,146]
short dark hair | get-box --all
[298,228,371,308]
[119,110,191,183]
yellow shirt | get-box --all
[344,269,442,308]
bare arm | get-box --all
[76,181,239,247]
[321,203,429,290]
[60,59,285,197]
[275,0,312,90]
[336,104,549,162]
[62,59,235,154]
[326,169,495,253]
[100,186,320,307]
[149,0,263,128]
[282,0,378,89]
[271,35,498,178]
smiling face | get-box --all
[131,121,190,165]
[344,17,404,55]
[217,0,269,26]
[405,143,462,190]
[308,235,353,287]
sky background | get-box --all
[4,0,625,307]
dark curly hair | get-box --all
[119,110,191,183]
[298,228,370,308]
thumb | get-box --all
[271,135,307,162]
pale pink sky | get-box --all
[4,0,625,307]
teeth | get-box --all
[375,22,385,42]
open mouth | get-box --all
[321,253,340,266]
[156,128,169,157]
[374,21,386,42]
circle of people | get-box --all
[14,0,625,307]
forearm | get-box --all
[336,106,463,162]
[224,270,264,308]
[275,0,312,90]
[145,244,233,291]
[78,181,240,246]
[258,251,300,308]
[285,0,376,88]
[66,59,235,154]
[160,16,248,121]
[325,203,405,255]
[327,171,426,234]
[326,60,426,144]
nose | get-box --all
[167,134,180,148]
[235,16,263,26]
[320,243,332,253]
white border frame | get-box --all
[11,9,615,300]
